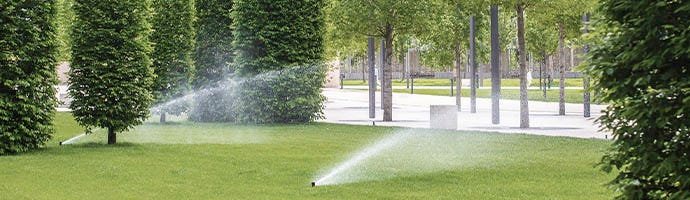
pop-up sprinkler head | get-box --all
[311,182,316,187]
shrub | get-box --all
[188,80,238,122]
[0,0,59,155]
[235,64,327,123]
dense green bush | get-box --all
[69,0,154,144]
[188,81,237,122]
[587,1,690,199]
[235,65,326,123]
[0,0,59,155]
[232,0,325,76]
[151,0,196,122]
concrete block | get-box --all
[430,105,457,130]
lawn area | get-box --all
[344,78,583,87]
[0,112,615,199]
[390,88,588,104]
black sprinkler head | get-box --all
[311,182,316,187]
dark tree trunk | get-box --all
[490,5,501,124]
[107,127,116,144]
[516,3,529,128]
[383,22,393,122]
[160,110,166,123]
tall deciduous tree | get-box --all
[329,0,433,121]
[151,0,196,123]
[233,0,325,76]
[193,0,233,87]
[231,0,327,124]
[539,0,589,115]
[589,1,690,199]
[189,0,233,122]
[1,0,58,155]
[69,0,154,144]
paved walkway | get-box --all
[319,88,610,139]
[344,85,584,90]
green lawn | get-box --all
[344,78,584,87]
[0,112,615,199]
[393,88,588,104]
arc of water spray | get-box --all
[312,132,413,186]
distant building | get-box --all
[55,62,71,108]
[57,61,70,85]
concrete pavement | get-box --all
[319,88,610,139]
[343,85,584,90]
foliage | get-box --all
[151,0,196,116]
[0,0,58,155]
[235,65,327,123]
[232,0,325,76]
[188,80,237,122]
[68,0,154,142]
[192,0,233,88]
[55,0,75,62]
[587,1,690,199]
[189,0,233,122]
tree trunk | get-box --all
[362,56,366,82]
[490,5,501,124]
[479,63,485,87]
[558,23,566,116]
[383,22,393,122]
[368,37,376,119]
[455,38,462,111]
[469,16,477,113]
[380,40,385,111]
[542,51,547,99]
[583,13,591,118]
[548,55,553,88]
[160,110,166,123]
[516,3,529,128]
[107,127,116,144]
[347,53,352,74]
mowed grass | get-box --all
[0,112,615,199]
[344,78,584,87]
[393,88,588,104]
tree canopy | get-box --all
[233,0,325,76]
[69,0,155,144]
[1,0,59,154]
[151,0,196,122]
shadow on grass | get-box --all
[64,142,139,148]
